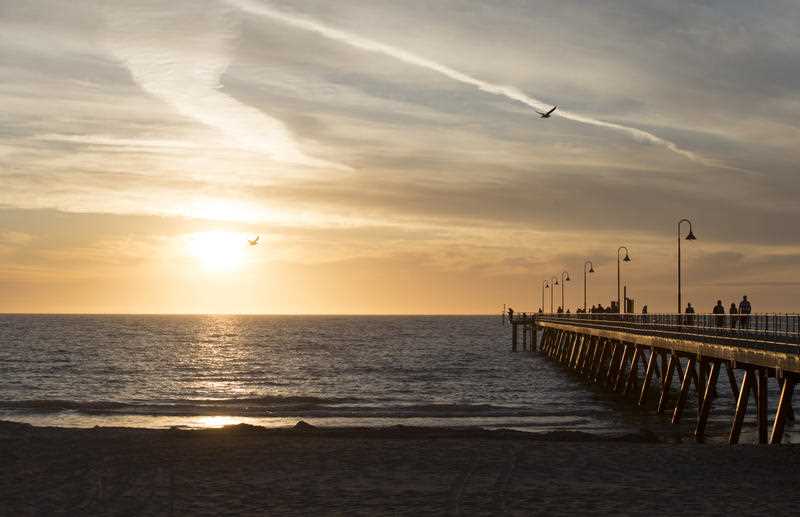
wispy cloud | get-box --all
[226,0,732,170]
[101,0,346,170]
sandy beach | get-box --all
[2,420,799,516]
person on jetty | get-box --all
[684,302,695,326]
[507,307,514,322]
[641,305,649,324]
[739,296,752,329]
[713,300,725,327]
[729,302,738,329]
[557,306,564,314]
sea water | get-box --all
[0,315,789,442]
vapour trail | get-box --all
[228,0,731,169]
[103,0,346,170]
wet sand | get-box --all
[1,420,799,516]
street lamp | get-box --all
[549,276,559,313]
[678,218,697,313]
[584,261,595,312]
[560,271,571,312]
[542,280,549,313]
[617,247,631,314]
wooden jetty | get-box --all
[510,313,799,444]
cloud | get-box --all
[101,0,346,170]
[226,0,735,170]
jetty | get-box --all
[510,312,800,444]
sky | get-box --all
[1,0,799,314]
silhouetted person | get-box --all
[538,308,543,314]
[713,300,725,327]
[642,305,649,324]
[729,303,738,329]
[557,306,564,314]
[566,309,570,314]
[739,295,751,329]
[508,307,514,322]
[685,302,695,326]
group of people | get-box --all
[517,295,754,330]
[585,303,618,314]
[707,295,752,328]
[679,296,751,328]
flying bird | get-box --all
[536,105,558,119]
[248,236,259,246]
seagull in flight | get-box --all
[248,236,259,246]
[536,105,558,119]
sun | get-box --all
[186,231,248,272]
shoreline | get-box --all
[3,420,800,515]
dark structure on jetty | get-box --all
[510,313,800,444]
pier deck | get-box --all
[510,313,799,444]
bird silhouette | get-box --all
[248,236,259,246]
[536,105,558,118]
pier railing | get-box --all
[531,312,800,345]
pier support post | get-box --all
[672,357,697,424]
[756,368,769,444]
[729,368,753,445]
[695,360,720,443]
[613,343,630,392]
[522,324,528,351]
[770,375,795,445]
[511,323,518,353]
[725,361,738,396]
[594,339,610,384]
[624,345,643,396]
[657,354,677,414]
[638,347,658,406]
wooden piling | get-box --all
[522,324,528,351]
[657,354,677,414]
[729,368,753,445]
[594,339,610,384]
[725,361,738,396]
[624,345,642,396]
[638,347,658,406]
[756,368,769,444]
[613,343,630,392]
[511,323,518,352]
[672,357,697,424]
[695,360,720,443]
[770,375,795,445]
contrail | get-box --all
[103,0,347,170]
[227,0,730,169]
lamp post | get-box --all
[560,271,571,312]
[584,261,595,312]
[677,218,697,313]
[617,247,631,313]
[549,276,559,313]
[542,280,549,313]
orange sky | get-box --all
[2,1,799,314]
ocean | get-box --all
[0,315,788,442]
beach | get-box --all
[2,420,799,516]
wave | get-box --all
[0,397,602,419]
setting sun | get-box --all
[186,231,249,272]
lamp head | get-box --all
[686,230,696,240]
[623,254,631,262]
[565,275,571,282]
[545,284,549,289]
[589,266,595,273]
[555,280,559,285]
